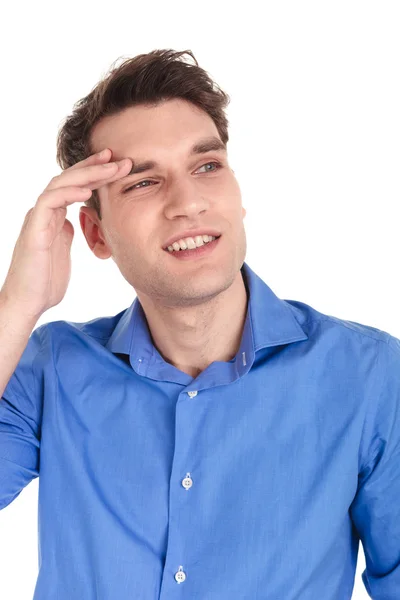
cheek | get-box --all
[223,178,242,205]
[111,214,155,256]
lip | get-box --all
[162,228,221,250]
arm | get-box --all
[350,334,400,599]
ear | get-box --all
[79,207,113,260]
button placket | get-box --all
[173,390,198,585]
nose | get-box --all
[163,176,210,220]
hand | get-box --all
[0,149,132,322]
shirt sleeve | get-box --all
[0,325,45,510]
[350,333,400,599]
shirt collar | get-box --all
[105,262,308,380]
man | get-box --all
[0,49,399,599]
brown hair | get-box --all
[55,48,231,220]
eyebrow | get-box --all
[111,136,227,186]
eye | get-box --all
[123,179,155,193]
[122,161,223,194]
[196,161,222,174]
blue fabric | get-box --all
[1,261,399,600]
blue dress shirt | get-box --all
[1,261,400,599]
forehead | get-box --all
[90,99,220,161]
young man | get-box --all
[0,49,399,599]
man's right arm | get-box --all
[0,293,39,399]
[0,148,133,509]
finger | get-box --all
[67,148,112,172]
[46,159,132,192]
[83,159,134,190]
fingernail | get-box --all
[98,149,108,158]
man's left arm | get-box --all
[350,334,400,599]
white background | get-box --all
[0,1,399,598]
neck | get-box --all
[137,270,248,378]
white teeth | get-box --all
[186,237,197,249]
[167,235,217,252]
[194,235,204,247]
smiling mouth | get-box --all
[164,235,221,252]
[164,235,221,260]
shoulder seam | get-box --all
[315,314,391,344]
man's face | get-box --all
[80,98,247,308]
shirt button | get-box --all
[182,473,193,490]
[187,390,197,398]
[175,566,186,584]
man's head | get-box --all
[56,49,247,309]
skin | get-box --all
[79,98,248,378]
